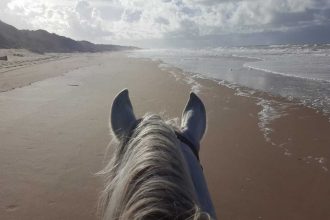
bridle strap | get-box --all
[175,131,200,161]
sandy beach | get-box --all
[0,51,330,220]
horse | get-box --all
[98,89,216,220]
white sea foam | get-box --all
[256,100,285,144]
[157,61,203,94]
[303,156,328,172]
[216,79,288,147]
[184,76,202,94]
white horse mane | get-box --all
[98,114,211,220]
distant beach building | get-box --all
[0,55,8,61]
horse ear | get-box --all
[181,92,206,149]
[110,89,136,140]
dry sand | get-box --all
[0,51,329,220]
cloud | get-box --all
[155,17,170,25]
[75,0,94,20]
[0,0,329,47]
[0,0,112,42]
[122,9,142,22]
[67,0,112,40]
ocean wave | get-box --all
[243,64,330,83]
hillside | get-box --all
[0,20,138,53]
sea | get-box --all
[129,44,330,171]
[129,44,330,117]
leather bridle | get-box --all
[175,131,199,161]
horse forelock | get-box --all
[98,114,211,220]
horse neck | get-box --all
[100,114,207,220]
[180,142,217,219]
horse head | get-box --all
[99,89,216,220]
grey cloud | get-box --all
[166,19,200,38]
[140,23,330,48]
[65,1,113,41]
[0,0,11,8]
[122,9,142,22]
[311,0,330,8]
[47,10,54,18]
[184,0,255,5]
[98,5,123,21]
[270,8,330,28]
[67,13,113,41]
[155,17,170,25]
[180,6,201,17]
[75,0,93,20]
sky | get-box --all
[0,0,330,48]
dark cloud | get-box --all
[270,8,330,28]
[158,23,330,48]
[311,0,330,8]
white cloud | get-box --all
[0,0,329,46]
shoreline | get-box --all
[164,60,330,171]
[128,50,330,121]
[0,51,329,220]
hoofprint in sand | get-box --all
[0,51,329,220]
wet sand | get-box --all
[0,52,330,220]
